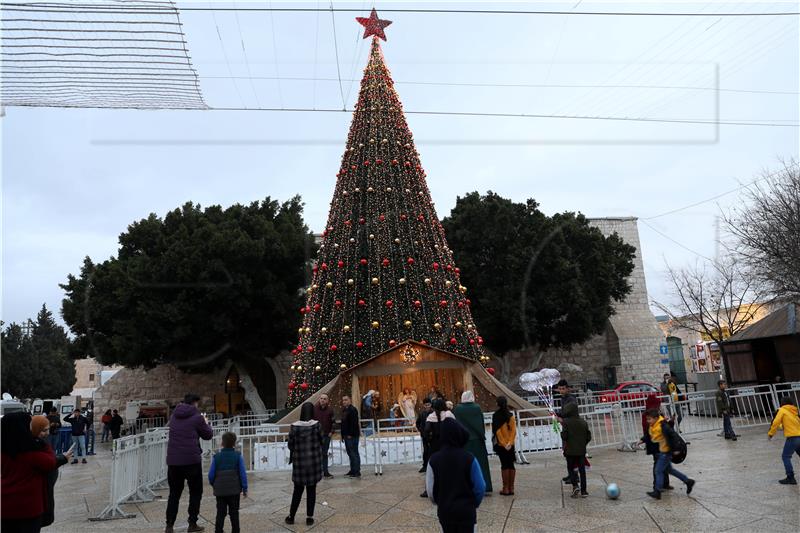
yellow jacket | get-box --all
[768,404,800,438]
[648,416,670,453]
[496,415,516,448]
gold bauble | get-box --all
[321,327,328,334]
[394,238,401,244]
[343,325,351,333]
[349,238,356,244]
[315,365,322,371]
[433,322,442,330]
[326,282,333,289]
[290,365,296,371]
[296,365,303,371]
[306,287,313,294]
[371,321,380,329]
[404,320,412,328]
[399,277,406,285]
[455,321,462,328]
[460,285,467,293]
[354,187,361,193]
[371,277,379,285]
[347,278,354,286]
[445,280,452,288]
[424,278,432,285]
[367,187,374,193]
[304,327,311,334]
[467,324,475,330]
[340,363,347,369]
[298,327,303,334]
[369,234,375,240]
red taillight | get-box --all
[600,397,607,402]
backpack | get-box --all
[662,420,687,464]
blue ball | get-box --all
[606,483,621,499]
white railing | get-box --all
[90,428,169,520]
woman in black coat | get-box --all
[286,402,324,526]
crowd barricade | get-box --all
[373,418,422,474]
[90,428,169,520]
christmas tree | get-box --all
[287,10,486,406]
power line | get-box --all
[2,4,798,16]
[329,2,346,110]
[640,219,713,261]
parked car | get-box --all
[598,381,660,407]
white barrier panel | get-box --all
[91,429,169,521]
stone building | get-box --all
[70,357,120,398]
[491,217,666,391]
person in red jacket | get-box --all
[1,412,59,533]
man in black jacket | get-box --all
[416,397,433,473]
[109,409,124,439]
[64,409,90,464]
[340,396,361,478]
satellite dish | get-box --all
[2,393,13,401]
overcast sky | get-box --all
[2,0,799,327]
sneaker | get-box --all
[186,524,204,533]
[647,490,661,500]
[418,467,426,473]
[164,527,174,533]
[778,476,797,485]
[732,436,738,441]
[306,518,315,525]
[344,471,353,476]
[285,516,294,525]
[350,473,361,478]
[580,491,589,498]
[81,459,87,464]
[420,491,428,498]
[562,476,571,483]
[324,473,334,479]
[71,460,78,464]
[571,486,580,498]
[686,479,695,495]
[663,485,675,490]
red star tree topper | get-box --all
[356,8,392,41]
[288,12,486,406]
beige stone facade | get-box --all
[72,357,120,391]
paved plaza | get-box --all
[52,426,798,533]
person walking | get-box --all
[208,432,247,533]
[426,418,486,533]
[84,408,96,455]
[46,407,62,453]
[555,380,579,483]
[645,408,695,499]
[1,412,60,533]
[492,396,517,496]
[560,402,592,498]
[63,408,89,464]
[109,409,124,440]
[285,402,324,526]
[767,396,800,485]
[421,398,454,498]
[454,390,493,493]
[416,397,433,473]
[716,380,738,441]
[313,394,335,479]
[100,410,113,443]
[340,396,361,478]
[164,393,214,533]
[638,395,673,492]
[659,374,671,395]
[30,415,71,529]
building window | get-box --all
[89,373,95,382]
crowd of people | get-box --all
[3,379,797,533]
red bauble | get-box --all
[450,337,458,345]
[477,337,484,345]
[376,159,383,165]
[381,258,390,267]
[307,346,314,353]
[455,267,461,274]
[378,214,385,222]
[407,257,415,265]
[360,258,368,266]
[335,300,343,308]
[344,220,352,226]
[446,265,453,272]
[312,265,318,273]
[313,303,321,312]
[300,382,309,391]
[466,299,472,306]
[439,300,448,308]
[457,302,465,309]
[385,300,393,308]
[413,300,422,308]
[288,382,297,390]
[330,345,338,352]
[321,262,328,271]
[420,340,428,345]
[358,217,366,225]
[389,339,397,347]
[358,299,366,307]
[417,214,424,221]
[469,339,475,345]
[356,341,364,348]
[300,307,307,314]
[432,262,440,271]
[487,367,496,376]
[363,160,370,166]
[400,214,408,221]
[404,161,411,167]
[391,159,399,165]
[338,260,345,268]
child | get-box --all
[208,432,248,533]
[560,402,592,498]
[426,418,486,532]
[715,380,737,441]
[767,396,800,485]
[645,408,695,499]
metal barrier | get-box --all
[91,428,169,521]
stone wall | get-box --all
[72,357,119,390]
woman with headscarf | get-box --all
[426,418,486,533]
[420,398,454,497]
[286,402,324,526]
[638,395,673,491]
[30,415,71,528]
[492,396,517,496]
[454,390,493,493]
[1,412,60,533]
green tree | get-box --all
[60,197,315,376]
[1,305,76,398]
[441,192,636,357]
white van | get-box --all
[1,399,28,417]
